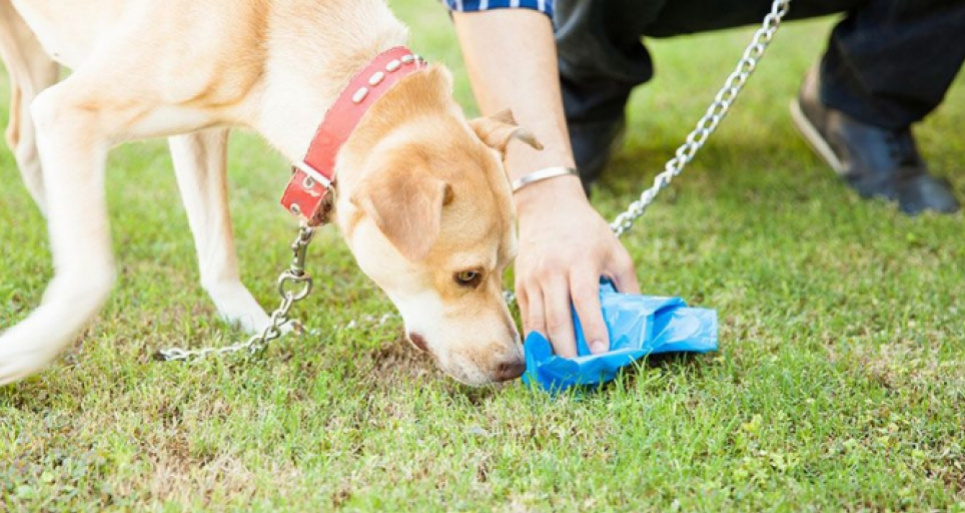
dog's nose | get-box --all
[493,359,525,382]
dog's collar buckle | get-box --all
[282,161,335,224]
[280,46,427,226]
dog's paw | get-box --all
[225,310,274,334]
[205,281,271,334]
[0,335,63,386]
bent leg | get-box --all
[555,0,664,189]
[555,0,661,127]
[821,0,965,128]
[554,0,865,189]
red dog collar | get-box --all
[281,47,427,226]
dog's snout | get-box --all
[494,359,525,382]
[407,332,429,352]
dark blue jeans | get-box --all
[556,0,965,130]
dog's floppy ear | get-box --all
[469,109,543,154]
[351,167,453,262]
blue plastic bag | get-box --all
[522,281,718,392]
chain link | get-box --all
[609,0,790,237]
[155,0,789,362]
[154,226,316,362]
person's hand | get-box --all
[450,7,639,357]
[513,175,640,358]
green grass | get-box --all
[2,2,964,510]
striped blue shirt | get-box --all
[442,0,554,18]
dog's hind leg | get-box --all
[0,0,59,214]
[0,73,118,384]
[169,130,271,333]
[0,59,228,385]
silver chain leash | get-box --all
[155,226,316,362]
[610,0,790,237]
[156,0,789,362]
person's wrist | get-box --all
[513,173,587,219]
[511,166,579,193]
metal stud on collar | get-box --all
[352,87,369,104]
[352,53,423,104]
[368,71,386,86]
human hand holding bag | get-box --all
[522,280,718,392]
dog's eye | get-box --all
[454,270,482,287]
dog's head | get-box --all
[336,65,540,385]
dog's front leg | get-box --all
[0,0,59,214]
[169,130,270,333]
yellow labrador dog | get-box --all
[0,0,540,386]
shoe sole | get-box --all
[789,98,845,176]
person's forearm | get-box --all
[453,8,641,356]
[452,9,585,214]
